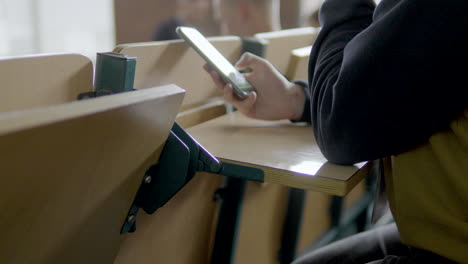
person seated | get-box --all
[153,0,217,41]
[213,0,281,36]
[204,0,468,263]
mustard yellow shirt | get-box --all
[387,111,468,263]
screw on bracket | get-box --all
[144,175,152,184]
[213,188,227,202]
[127,215,136,224]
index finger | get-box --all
[235,52,263,71]
[203,63,226,90]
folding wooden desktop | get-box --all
[187,112,369,196]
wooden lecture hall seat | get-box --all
[0,29,371,264]
[0,54,185,263]
[286,45,312,81]
[255,27,319,76]
[113,37,243,264]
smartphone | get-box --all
[176,26,255,100]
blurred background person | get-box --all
[153,0,218,41]
[213,0,281,36]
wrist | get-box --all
[288,82,306,120]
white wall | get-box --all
[0,0,36,56]
[37,0,115,59]
[0,0,115,60]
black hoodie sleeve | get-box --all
[304,0,468,165]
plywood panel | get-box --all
[235,183,289,264]
[187,112,369,196]
[176,99,227,129]
[111,37,241,264]
[114,172,222,264]
[114,37,241,109]
[0,85,184,264]
[286,46,312,80]
[0,53,93,113]
[255,28,318,75]
[296,191,331,254]
[112,39,241,264]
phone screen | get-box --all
[176,27,254,98]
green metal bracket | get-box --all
[77,52,136,100]
[82,51,266,243]
[219,162,264,182]
[133,130,191,214]
[94,52,136,94]
[120,122,264,234]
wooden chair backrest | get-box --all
[255,27,319,76]
[115,37,243,128]
[0,53,93,113]
[0,85,185,264]
[286,45,313,80]
[114,37,242,111]
[113,37,245,264]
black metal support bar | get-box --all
[300,163,377,256]
[303,191,374,254]
[211,177,246,264]
[278,188,306,264]
[330,196,344,227]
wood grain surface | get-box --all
[0,53,93,114]
[187,112,369,196]
[114,37,241,110]
[112,38,243,264]
[0,85,185,264]
[255,27,318,75]
[286,45,313,80]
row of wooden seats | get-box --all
[113,36,242,264]
[0,54,185,263]
[113,32,322,264]
[0,27,367,264]
[124,27,365,262]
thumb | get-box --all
[235,52,260,71]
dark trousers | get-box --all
[292,224,455,264]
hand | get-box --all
[204,52,306,120]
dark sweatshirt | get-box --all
[300,0,468,165]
